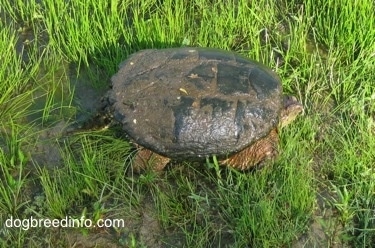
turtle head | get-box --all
[280,95,303,128]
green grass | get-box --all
[0,0,374,247]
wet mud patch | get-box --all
[292,185,346,248]
[26,121,67,169]
[21,59,110,167]
[68,64,111,127]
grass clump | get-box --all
[306,0,375,61]
[321,117,375,246]
[219,164,314,247]
[0,21,33,120]
[0,120,37,217]
[36,132,134,218]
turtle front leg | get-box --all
[133,147,171,172]
[220,129,279,170]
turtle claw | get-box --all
[132,147,170,172]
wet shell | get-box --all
[109,47,282,160]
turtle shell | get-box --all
[109,47,282,160]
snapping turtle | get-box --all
[109,47,302,170]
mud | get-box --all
[292,187,347,248]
